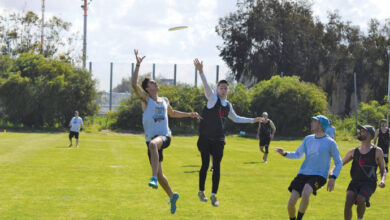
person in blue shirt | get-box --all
[275,115,343,220]
[326,119,336,140]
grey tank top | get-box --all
[142,97,171,141]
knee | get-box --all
[287,199,296,209]
[149,142,157,151]
[301,185,313,198]
[356,195,366,205]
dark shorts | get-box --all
[69,131,79,139]
[146,135,171,163]
[288,174,327,196]
[259,135,271,153]
[378,145,389,162]
[347,181,376,207]
[197,136,225,159]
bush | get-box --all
[0,53,98,127]
[250,76,328,136]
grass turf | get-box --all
[0,132,388,219]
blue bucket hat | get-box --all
[311,115,329,132]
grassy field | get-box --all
[0,132,388,219]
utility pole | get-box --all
[41,0,45,54]
[81,0,91,69]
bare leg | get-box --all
[76,138,79,147]
[148,137,164,177]
[356,195,366,219]
[299,184,313,214]
[157,162,173,198]
[288,190,300,218]
[344,191,357,220]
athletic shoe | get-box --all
[148,176,158,189]
[210,195,219,207]
[169,192,179,214]
[198,191,208,202]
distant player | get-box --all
[374,119,389,172]
[69,111,83,148]
[326,119,336,140]
[257,112,276,163]
[275,115,342,220]
[194,58,263,207]
[132,49,201,214]
[335,125,386,220]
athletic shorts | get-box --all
[69,131,79,139]
[288,174,326,196]
[146,135,171,163]
[259,135,271,153]
[197,136,225,159]
[347,181,377,207]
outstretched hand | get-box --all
[254,117,264,123]
[134,49,145,65]
[190,112,203,120]
[193,58,203,73]
[275,147,286,156]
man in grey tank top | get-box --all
[131,49,202,214]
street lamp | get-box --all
[81,0,92,69]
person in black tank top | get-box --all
[374,119,390,172]
[194,59,263,207]
[257,112,276,163]
[336,125,386,220]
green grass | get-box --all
[0,132,388,219]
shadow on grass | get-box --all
[184,170,199,173]
[243,161,261,164]
[181,165,200,168]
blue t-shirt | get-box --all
[326,126,336,138]
[286,134,342,179]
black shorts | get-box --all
[378,145,389,162]
[69,131,79,139]
[197,136,225,159]
[347,181,376,206]
[259,135,271,152]
[288,174,326,196]
[146,135,171,163]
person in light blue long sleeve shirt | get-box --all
[275,115,343,220]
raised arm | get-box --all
[376,148,387,188]
[166,98,202,120]
[193,58,214,100]
[131,49,148,102]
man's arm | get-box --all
[327,143,344,192]
[373,129,379,145]
[275,140,305,159]
[376,148,387,188]
[166,99,202,120]
[227,103,262,123]
[193,58,214,100]
[270,120,276,139]
[69,118,73,127]
[131,49,148,103]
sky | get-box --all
[1,0,389,91]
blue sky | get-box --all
[1,0,389,91]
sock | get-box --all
[199,190,204,193]
[211,193,216,197]
[297,212,304,220]
[152,176,157,180]
[290,218,296,220]
[357,218,363,220]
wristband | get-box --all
[283,152,287,157]
[329,175,337,179]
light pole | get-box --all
[387,47,390,127]
[81,0,91,69]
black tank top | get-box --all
[199,98,230,140]
[350,146,378,183]
[260,120,272,136]
[378,128,389,147]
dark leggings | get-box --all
[198,137,224,194]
